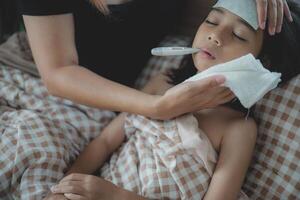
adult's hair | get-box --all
[167,0,300,85]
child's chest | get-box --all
[193,107,244,152]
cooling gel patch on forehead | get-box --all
[213,0,259,30]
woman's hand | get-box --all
[50,173,122,200]
[256,0,293,35]
[152,75,235,120]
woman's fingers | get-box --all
[217,91,236,105]
[218,89,231,100]
[189,75,226,94]
[184,79,228,108]
[211,88,235,106]
[219,89,234,100]
[257,0,292,34]
[276,0,284,33]
[256,0,268,29]
[155,76,227,119]
[268,0,278,35]
[256,0,278,33]
[283,0,293,22]
[193,88,234,109]
[200,75,226,88]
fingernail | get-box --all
[276,26,282,33]
[269,28,275,35]
[216,76,225,84]
[261,21,266,30]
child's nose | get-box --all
[208,34,222,47]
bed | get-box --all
[0,0,299,198]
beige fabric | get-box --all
[100,113,249,199]
[0,33,116,199]
[0,32,38,77]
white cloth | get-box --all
[213,0,259,30]
[185,54,282,108]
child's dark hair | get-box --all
[166,0,300,115]
[259,0,300,83]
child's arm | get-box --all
[66,112,127,175]
[65,73,172,175]
[203,118,257,200]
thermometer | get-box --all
[151,47,201,56]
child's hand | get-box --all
[256,0,293,35]
[44,193,68,200]
[50,173,121,200]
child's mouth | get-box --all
[199,48,216,60]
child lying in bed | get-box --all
[50,0,300,199]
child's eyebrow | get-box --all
[211,8,256,33]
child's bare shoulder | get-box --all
[226,114,257,133]
[219,107,257,136]
[195,107,257,152]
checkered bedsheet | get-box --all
[0,32,299,199]
[101,114,213,199]
[100,113,248,199]
[244,75,300,199]
[0,65,116,199]
[135,36,300,199]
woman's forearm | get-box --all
[24,14,233,121]
[23,14,158,118]
[46,65,157,117]
[46,64,231,121]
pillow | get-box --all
[243,75,300,199]
[135,35,300,199]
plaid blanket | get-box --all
[0,32,299,199]
[100,113,248,199]
[0,35,116,199]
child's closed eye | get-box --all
[205,19,248,42]
[205,19,218,26]
[232,32,247,42]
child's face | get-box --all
[192,7,264,72]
